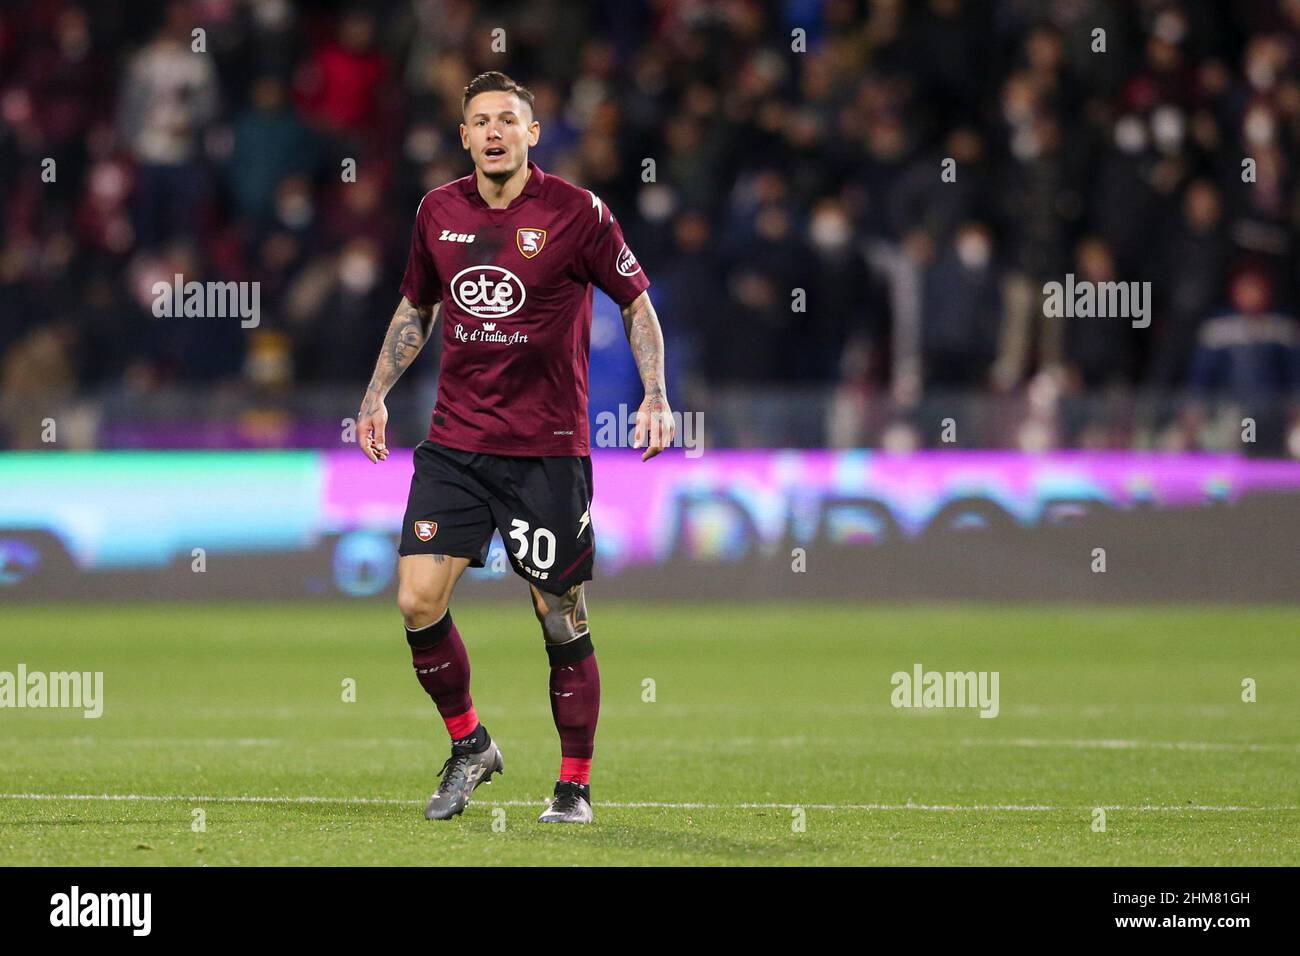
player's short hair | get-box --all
[462,71,535,118]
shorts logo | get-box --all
[414,520,438,542]
[516,228,547,259]
[616,243,641,277]
[451,265,526,318]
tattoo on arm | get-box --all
[360,298,438,416]
[621,291,666,398]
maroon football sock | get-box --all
[547,635,600,776]
[406,610,474,734]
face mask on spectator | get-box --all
[277,193,313,229]
[957,232,991,270]
[1151,106,1185,154]
[1010,126,1040,161]
[1246,53,1277,92]
[1244,107,1277,147]
[340,252,378,293]
[1154,11,1187,44]
[638,184,676,224]
[810,212,851,252]
[1114,115,1147,154]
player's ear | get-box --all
[527,120,540,147]
[459,123,469,150]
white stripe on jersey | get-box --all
[414,190,434,220]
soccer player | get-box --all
[355,72,675,824]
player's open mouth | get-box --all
[484,147,507,159]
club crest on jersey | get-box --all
[516,228,547,259]
[413,521,438,542]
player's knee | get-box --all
[533,595,569,644]
[397,586,447,631]
[540,608,570,645]
[535,584,589,645]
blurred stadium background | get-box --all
[3,0,1300,452]
[4,0,1300,868]
[2,0,1300,602]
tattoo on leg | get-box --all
[536,583,589,644]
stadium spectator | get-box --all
[1,0,1299,456]
[117,2,219,248]
[922,221,1001,389]
[1183,268,1300,456]
[227,75,320,223]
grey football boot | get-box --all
[424,736,504,820]
[537,781,593,824]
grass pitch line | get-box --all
[0,793,1296,812]
[961,737,1300,753]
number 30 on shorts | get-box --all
[508,518,556,573]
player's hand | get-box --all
[358,399,390,463]
[633,391,674,461]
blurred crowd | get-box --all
[2,0,1300,452]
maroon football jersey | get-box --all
[399,161,650,456]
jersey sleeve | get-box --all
[398,197,442,308]
[576,191,650,308]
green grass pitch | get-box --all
[1,602,1297,866]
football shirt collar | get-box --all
[460,160,545,206]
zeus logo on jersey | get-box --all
[438,229,475,243]
[451,265,526,317]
